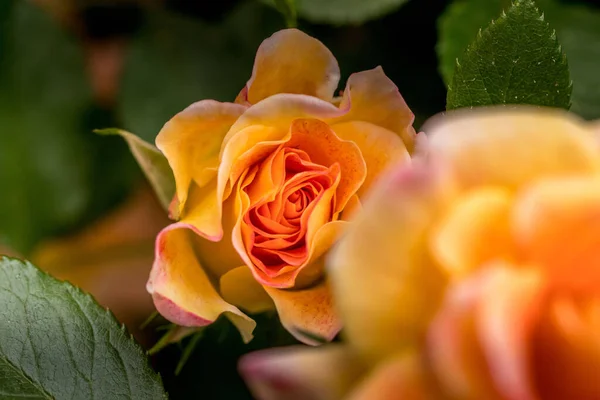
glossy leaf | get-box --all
[0,257,167,399]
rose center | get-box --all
[241,147,338,281]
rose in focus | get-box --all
[240,107,600,399]
[147,29,416,343]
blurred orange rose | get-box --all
[239,107,600,399]
[147,28,416,344]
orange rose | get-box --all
[239,107,600,398]
[146,29,416,344]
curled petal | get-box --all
[238,29,340,105]
[332,67,416,151]
[431,186,514,277]
[532,297,600,399]
[346,352,439,400]
[156,100,246,218]
[424,107,600,191]
[331,120,411,198]
[263,279,341,345]
[239,345,364,400]
[287,119,366,214]
[328,160,452,364]
[220,266,275,314]
[429,264,544,400]
[513,177,600,293]
[147,224,255,342]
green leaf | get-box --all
[446,0,571,111]
[537,1,600,119]
[0,2,137,253]
[95,128,175,211]
[274,0,297,27]
[437,0,507,85]
[0,257,167,399]
[119,2,279,142]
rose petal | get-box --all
[513,177,600,293]
[294,220,348,289]
[429,264,544,400]
[327,160,452,364]
[147,224,255,343]
[156,100,246,217]
[239,345,364,400]
[424,107,600,191]
[220,266,275,314]
[345,352,438,400]
[332,67,416,151]
[192,195,246,277]
[331,120,411,198]
[287,119,366,214]
[263,279,341,345]
[237,29,340,105]
[477,266,544,400]
[431,186,514,277]
[532,297,600,399]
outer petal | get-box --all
[513,177,600,293]
[220,266,275,314]
[263,279,341,345]
[239,345,364,400]
[431,186,514,277]
[328,160,453,364]
[155,100,246,217]
[424,107,600,192]
[237,29,340,105]
[532,297,600,399]
[331,67,417,151]
[331,120,411,198]
[147,224,255,343]
[346,353,440,400]
[429,264,544,400]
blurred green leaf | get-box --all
[539,1,600,119]
[274,0,297,27]
[437,0,505,85]
[439,0,600,118]
[263,0,410,24]
[0,2,92,252]
[445,0,571,110]
[118,1,280,142]
[0,257,167,399]
[96,128,175,211]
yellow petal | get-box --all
[333,67,417,151]
[147,224,255,343]
[264,279,341,345]
[331,120,411,198]
[346,352,438,400]
[424,107,600,191]
[429,264,544,400]
[513,177,600,293]
[238,29,340,105]
[239,345,364,400]
[220,266,275,314]
[431,186,514,277]
[328,160,452,364]
[192,195,245,277]
[156,100,246,217]
[532,297,600,399]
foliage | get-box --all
[0,257,167,399]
